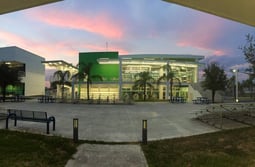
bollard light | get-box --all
[231,69,239,103]
[142,120,147,144]
[73,118,79,143]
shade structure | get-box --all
[163,0,255,27]
[0,0,62,15]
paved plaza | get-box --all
[0,100,217,142]
[0,100,218,167]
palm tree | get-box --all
[133,71,154,101]
[72,63,102,100]
[157,62,181,101]
[71,63,87,100]
[0,63,22,102]
[51,70,71,100]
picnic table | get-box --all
[38,96,56,103]
[193,97,210,104]
[170,96,186,103]
[0,95,25,102]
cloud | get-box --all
[0,30,78,62]
[175,13,230,56]
[0,30,130,64]
[0,31,29,46]
[26,9,124,39]
[81,43,129,55]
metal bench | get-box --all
[6,109,55,134]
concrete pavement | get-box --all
[65,144,148,167]
[0,100,217,167]
[0,100,217,142]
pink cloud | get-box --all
[177,41,226,56]
[176,15,228,56]
[213,50,225,56]
[0,31,78,62]
[0,31,128,64]
[0,31,29,46]
[27,10,124,39]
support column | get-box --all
[71,78,75,101]
[119,57,123,100]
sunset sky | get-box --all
[0,0,254,79]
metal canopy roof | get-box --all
[120,54,204,61]
[163,0,255,27]
[0,0,62,15]
[42,60,77,69]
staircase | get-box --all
[189,83,224,103]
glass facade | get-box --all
[76,53,204,101]
[119,59,198,100]
[0,61,25,96]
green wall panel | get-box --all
[79,52,119,81]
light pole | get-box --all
[232,69,238,102]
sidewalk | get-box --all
[65,144,148,167]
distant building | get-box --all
[0,46,45,96]
[42,60,78,98]
[1,47,205,101]
[73,52,204,102]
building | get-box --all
[42,60,78,98]
[0,46,45,96]
[0,47,204,101]
[73,52,204,102]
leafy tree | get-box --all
[240,76,255,99]
[201,62,228,103]
[240,34,255,78]
[0,63,22,102]
[239,34,255,97]
[51,70,71,100]
[239,78,253,99]
[157,62,181,101]
[240,34,255,66]
[133,71,154,101]
[72,63,102,100]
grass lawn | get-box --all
[142,127,255,167]
[0,129,78,167]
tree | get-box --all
[133,71,154,101]
[157,62,181,101]
[0,63,22,102]
[51,70,71,100]
[240,34,255,66]
[239,76,255,99]
[201,62,228,103]
[239,34,255,98]
[72,63,102,100]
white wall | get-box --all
[0,46,45,96]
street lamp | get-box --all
[232,69,238,102]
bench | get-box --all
[6,109,55,134]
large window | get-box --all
[0,83,25,96]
